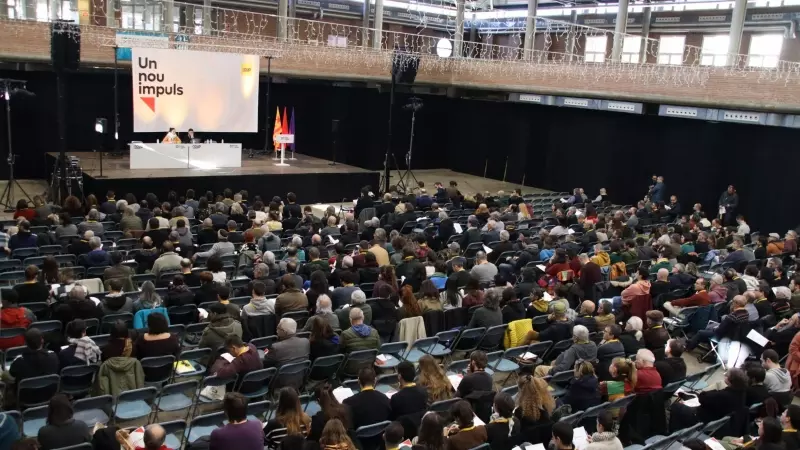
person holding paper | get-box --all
[654,339,687,385]
[585,410,624,450]
[668,368,748,433]
[445,401,488,450]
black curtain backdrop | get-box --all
[2,68,799,233]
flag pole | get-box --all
[289,108,297,160]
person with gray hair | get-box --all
[209,202,230,230]
[264,318,310,369]
[193,229,235,261]
[534,324,598,377]
[368,228,390,267]
[78,209,104,237]
[143,424,167,450]
[470,251,498,284]
[82,235,112,268]
[340,307,380,373]
[303,294,340,331]
[338,290,372,329]
[489,230,514,264]
[708,273,729,303]
[168,206,188,228]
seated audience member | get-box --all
[381,422,405,450]
[597,324,625,361]
[275,275,308,317]
[485,393,515,450]
[470,251,498,285]
[551,421,575,450]
[686,295,750,353]
[633,349,662,393]
[330,271,361,310]
[535,325,597,377]
[574,300,599,333]
[101,321,133,361]
[343,368,392,430]
[419,280,444,314]
[745,364,770,407]
[101,278,135,315]
[501,288,525,323]
[151,241,182,279]
[669,368,748,432]
[132,312,180,359]
[418,354,453,404]
[514,375,556,442]
[7,328,59,385]
[263,387,311,443]
[340,307,380,374]
[164,274,195,308]
[643,310,670,360]
[318,419,356,450]
[664,277,710,317]
[391,361,429,420]
[210,393,265,450]
[264,318,310,368]
[781,405,800,450]
[308,315,340,361]
[754,417,787,450]
[456,350,494,399]
[415,412,445,450]
[595,301,616,329]
[133,280,166,317]
[340,290,373,328]
[0,289,34,349]
[199,302,243,353]
[37,394,91,450]
[619,316,643,356]
[762,349,792,394]
[308,384,352,443]
[600,357,637,401]
[305,294,339,331]
[445,401,488,450]
[13,265,50,304]
[59,319,101,368]
[564,361,602,413]
[521,301,573,345]
[586,411,624,450]
[241,281,275,319]
[213,335,263,379]
[654,339,687,385]
[467,289,503,332]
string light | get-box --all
[3,0,800,91]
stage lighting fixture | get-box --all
[95,118,107,134]
[436,38,453,58]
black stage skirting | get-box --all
[45,153,380,205]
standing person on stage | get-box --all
[719,185,739,226]
[163,128,181,144]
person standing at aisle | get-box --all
[719,185,739,226]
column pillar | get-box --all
[278,0,288,40]
[0,0,7,19]
[164,0,174,33]
[727,0,747,65]
[638,6,651,64]
[454,0,465,57]
[49,0,60,20]
[203,0,211,35]
[522,0,537,60]
[565,9,577,61]
[105,0,114,27]
[372,0,383,50]
[468,12,477,57]
[362,0,370,47]
[610,0,629,61]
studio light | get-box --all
[95,118,107,134]
[436,38,453,58]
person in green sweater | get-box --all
[340,307,380,375]
[649,247,674,274]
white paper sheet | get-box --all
[333,386,355,403]
[483,244,493,254]
[328,235,339,244]
[521,352,536,360]
[453,223,463,234]
[573,427,589,450]
[705,439,727,450]
[377,354,389,362]
[473,414,485,427]
[220,353,235,363]
[448,374,463,390]
[198,308,208,320]
[747,329,770,347]
[542,291,553,302]
[536,265,546,271]
[524,444,546,450]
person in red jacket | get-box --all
[0,289,34,349]
[633,348,663,394]
[212,335,263,379]
[664,277,710,317]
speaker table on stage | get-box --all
[128,142,242,170]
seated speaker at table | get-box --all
[162,127,181,144]
[185,128,200,144]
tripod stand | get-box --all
[0,80,32,212]
[394,97,422,193]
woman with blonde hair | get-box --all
[514,375,556,443]
[564,361,601,412]
[600,357,637,403]
[319,418,357,450]
[418,355,453,404]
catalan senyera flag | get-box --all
[281,107,289,151]
[272,107,283,152]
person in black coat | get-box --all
[485,392,515,450]
[393,203,417,231]
[459,218,483,250]
[354,188,374,218]
[654,339,687,385]
[669,367,748,432]
[343,367,392,430]
[501,288,526,324]
[456,351,494,399]
[390,362,428,420]
[746,364,771,407]
[8,328,59,385]
[308,316,340,361]
[563,362,602,413]
[37,394,91,450]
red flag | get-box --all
[282,107,289,151]
[272,107,282,152]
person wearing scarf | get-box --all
[586,410,624,450]
[61,319,102,366]
[485,392,515,450]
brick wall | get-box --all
[2,18,800,110]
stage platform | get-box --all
[45,152,380,204]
